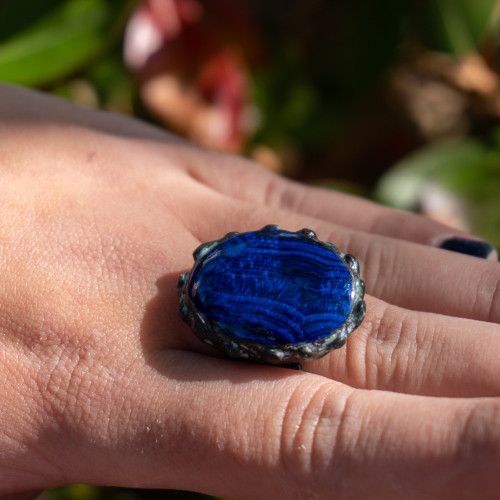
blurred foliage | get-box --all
[248,0,498,166]
[376,134,500,248]
[0,0,499,497]
[249,0,409,151]
[411,0,499,54]
[0,0,135,86]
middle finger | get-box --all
[182,188,500,325]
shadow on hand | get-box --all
[139,272,298,385]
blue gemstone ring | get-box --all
[178,225,366,365]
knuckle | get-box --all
[486,270,500,323]
[462,262,500,324]
[262,175,303,212]
[354,301,427,392]
[278,380,357,498]
[276,180,308,214]
[459,401,500,463]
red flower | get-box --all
[124,0,261,152]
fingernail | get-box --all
[437,237,498,261]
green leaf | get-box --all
[411,0,499,55]
[375,140,489,209]
[375,140,500,247]
[0,0,134,86]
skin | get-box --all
[0,83,498,499]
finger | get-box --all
[179,187,500,324]
[65,352,500,499]
[305,295,500,397]
[173,235,500,399]
[180,153,497,258]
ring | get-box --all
[178,225,365,365]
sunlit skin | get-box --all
[0,84,499,499]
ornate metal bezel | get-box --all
[178,225,366,365]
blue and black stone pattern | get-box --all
[178,225,366,364]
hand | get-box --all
[0,84,499,499]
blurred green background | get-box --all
[0,0,499,498]
[1,0,500,241]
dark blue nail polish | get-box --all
[438,237,498,260]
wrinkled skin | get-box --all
[0,84,499,500]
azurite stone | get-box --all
[178,226,365,364]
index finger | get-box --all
[57,351,500,499]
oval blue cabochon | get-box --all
[187,228,354,346]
